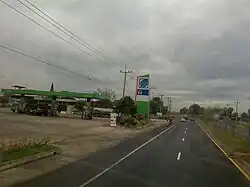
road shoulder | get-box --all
[197,119,250,182]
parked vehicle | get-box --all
[181,117,186,122]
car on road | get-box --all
[181,117,186,122]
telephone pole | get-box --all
[120,64,132,98]
[167,97,172,113]
[235,100,240,124]
[159,94,164,113]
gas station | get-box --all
[0,85,106,118]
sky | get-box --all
[1,0,250,112]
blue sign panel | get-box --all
[137,89,149,96]
[138,78,149,89]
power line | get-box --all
[22,0,117,64]
[17,0,113,65]
[0,0,110,66]
[0,43,96,82]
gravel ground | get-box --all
[0,108,167,186]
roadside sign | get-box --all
[110,113,117,127]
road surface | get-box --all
[15,121,250,187]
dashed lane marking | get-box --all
[177,152,182,160]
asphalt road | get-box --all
[15,121,250,187]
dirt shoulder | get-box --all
[0,109,167,186]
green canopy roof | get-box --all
[0,89,107,99]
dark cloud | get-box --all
[1,0,250,111]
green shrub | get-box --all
[139,120,147,126]
[124,116,139,127]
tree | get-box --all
[199,107,205,115]
[115,96,136,115]
[248,109,250,117]
[241,112,248,119]
[162,106,168,114]
[232,112,238,118]
[96,88,116,101]
[97,99,113,108]
[150,97,163,115]
[227,107,234,117]
[75,101,86,111]
[0,95,9,108]
[220,107,234,117]
[202,107,222,120]
[189,104,201,115]
[180,107,188,114]
[0,95,9,103]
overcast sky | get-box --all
[1,0,250,112]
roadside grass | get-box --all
[243,155,250,164]
[198,119,250,177]
[0,137,57,164]
[237,124,246,129]
[197,119,250,154]
[1,144,56,163]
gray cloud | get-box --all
[1,0,250,112]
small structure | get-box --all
[12,85,26,90]
[1,85,107,118]
[110,113,118,127]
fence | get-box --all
[209,116,250,141]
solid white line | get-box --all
[79,125,175,187]
[182,137,185,142]
[177,152,182,160]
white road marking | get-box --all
[79,125,175,187]
[186,128,188,130]
[185,131,187,134]
[182,137,185,142]
[177,152,182,160]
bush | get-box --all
[139,120,147,126]
[134,114,144,121]
[122,116,151,128]
[124,116,139,127]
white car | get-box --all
[181,118,186,122]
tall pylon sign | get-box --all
[135,74,150,118]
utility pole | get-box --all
[169,98,172,113]
[167,97,172,113]
[235,100,240,124]
[226,104,229,116]
[159,94,164,113]
[120,64,132,98]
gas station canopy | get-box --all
[0,89,107,99]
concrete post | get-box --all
[51,96,57,116]
[19,94,25,113]
[66,105,74,115]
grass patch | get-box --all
[243,155,250,165]
[1,144,56,163]
[197,119,250,154]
